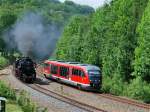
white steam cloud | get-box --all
[4,12,61,60]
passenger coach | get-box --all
[42,60,102,90]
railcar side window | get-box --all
[51,64,58,74]
[72,69,77,76]
[60,66,69,77]
[72,69,85,77]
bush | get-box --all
[125,77,150,103]
[17,90,36,112]
[102,75,126,95]
[0,81,16,100]
[0,81,48,111]
[102,76,112,93]
[0,56,9,69]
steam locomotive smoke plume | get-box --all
[4,12,61,60]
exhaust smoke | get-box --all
[3,12,62,60]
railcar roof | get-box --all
[45,60,100,71]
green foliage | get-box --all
[0,80,46,111]
[133,0,150,82]
[56,15,90,61]
[125,77,150,103]
[0,56,9,69]
[6,101,23,112]
[102,75,125,95]
[0,9,17,30]
[0,7,17,54]
[0,81,16,100]
[17,90,36,112]
[102,0,148,82]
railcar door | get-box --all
[50,64,59,78]
[77,69,87,84]
[79,70,87,84]
[59,66,69,80]
[43,63,50,77]
[71,68,78,83]
[71,68,85,84]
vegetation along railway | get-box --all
[12,57,150,112]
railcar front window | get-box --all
[88,70,101,80]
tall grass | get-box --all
[0,81,16,100]
[17,90,36,112]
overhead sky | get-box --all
[59,0,109,9]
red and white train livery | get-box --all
[42,60,102,90]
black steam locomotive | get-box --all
[14,57,36,83]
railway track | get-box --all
[97,94,150,110]
[11,66,106,112]
[12,65,150,112]
[27,84,107,112]
[33,75,150,112]
[37,66,150,111]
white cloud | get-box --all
[59,0,109,9]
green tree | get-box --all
[102,0,148,82]
[56,16,88,61]
[134,0,150,82]
[0,8,17,55]
[81,5,111,67]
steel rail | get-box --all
[28,84,107,112]
[98,94,150,110]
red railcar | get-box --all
[42,60,102,90]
